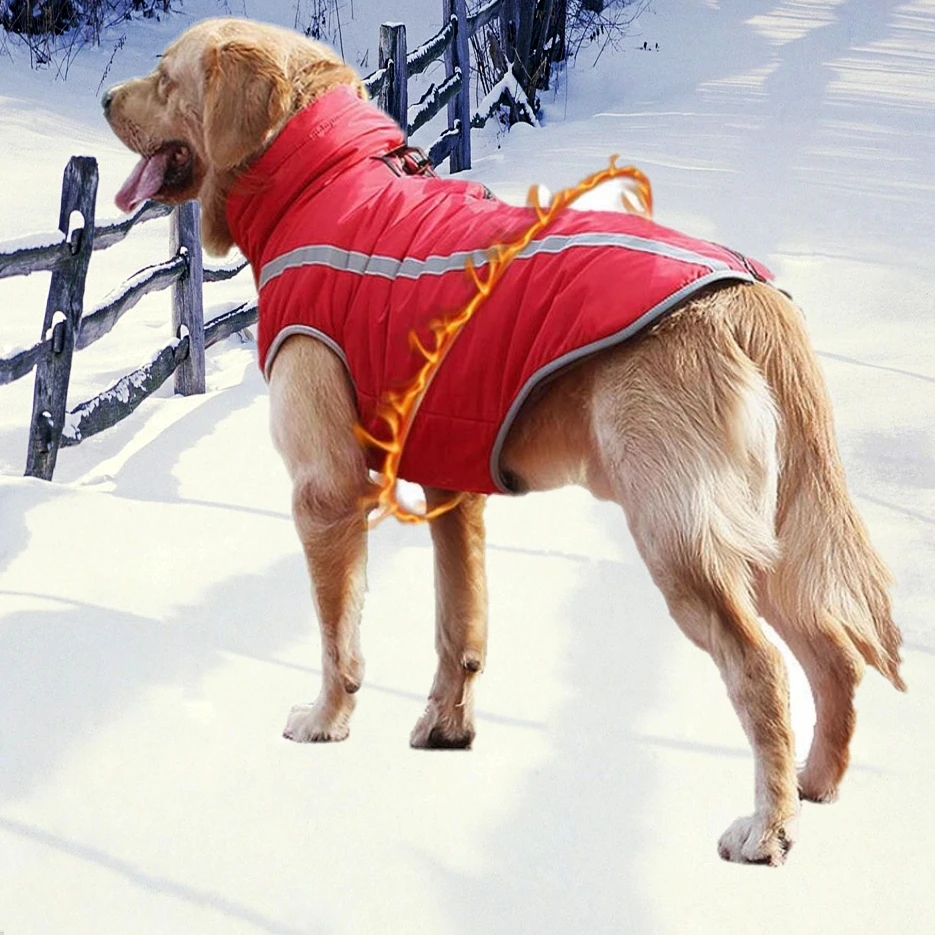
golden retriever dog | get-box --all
[103,17,904,865]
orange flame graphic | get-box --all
[356,156,653,525]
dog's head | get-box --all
[103,17,365,254]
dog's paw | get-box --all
[798,768,840,804]
[717,811,798,866]
[410,704,475,750]
[282,702,351,743]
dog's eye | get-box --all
[156,70,172,101]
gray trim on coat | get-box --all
[264,324,352,385]
[260,233,756,495]
[487,269,756,493]
[257,232,732,291]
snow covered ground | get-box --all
[2,1,934,932]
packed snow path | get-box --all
[1,1,933,932]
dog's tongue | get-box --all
[115,151,169,213]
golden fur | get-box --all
[105,17,904,865]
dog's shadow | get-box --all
[0,551,314,803]
[419,499,672,933]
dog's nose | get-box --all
[101,88,114,115]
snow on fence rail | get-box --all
[371,0,520,171]
[0,158,256,481]
[0,1,520,480]
[0,201,171,281]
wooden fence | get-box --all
[365,0,519,172]
[0,158,258,480]
[0,0,521,480]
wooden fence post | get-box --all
[25,156,98,480]
[499,0,519,64]
[531,0,556,93]
[171,200,205,396]
[379,23,409,137]
[443,0,472,172]
[514,0,535,97]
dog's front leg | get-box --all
[269,336,368,743]
[282,480,368,742]
[411,489,488,749]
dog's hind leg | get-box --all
[591,311,798,864]
[269,336,370,743]
[757,594,864,803]
[410,489,488,749]
[725,283,904,801]
[650,561,799,865]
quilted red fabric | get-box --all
[227,86,771,494]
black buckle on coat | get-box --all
[380,144,437,178]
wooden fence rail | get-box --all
[375,0,519,172]
[1,0,526,479]
[0,154,255,480]
[61,332,191,447]
[0,201,174,281]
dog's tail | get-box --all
[726,282,905,690]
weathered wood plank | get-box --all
[406,20,455,77]
[61,295,265,446]
[204,300,258,350]
[0,200,173,280]
[467,0,503,36]
[379,23,409,137]
[93,200,174,250]
[499,0,519,63]
[363,65,388,99]
[408,71,463,137]
[203,258,248,282]
[443,0,472,172]
[2,253,187,384]
[171,201,205,396]
[25,156,98,480]
[0,232,67,280]
[514,0,535,94]
[63,299,260,447]
[0,339,51,387]
[61,335,190,447]
[77,254,187,350]
[428,124,462,167]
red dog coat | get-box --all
[227,86,772,494]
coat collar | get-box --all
[226,85,404,268]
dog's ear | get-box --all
[202,39,291,170]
